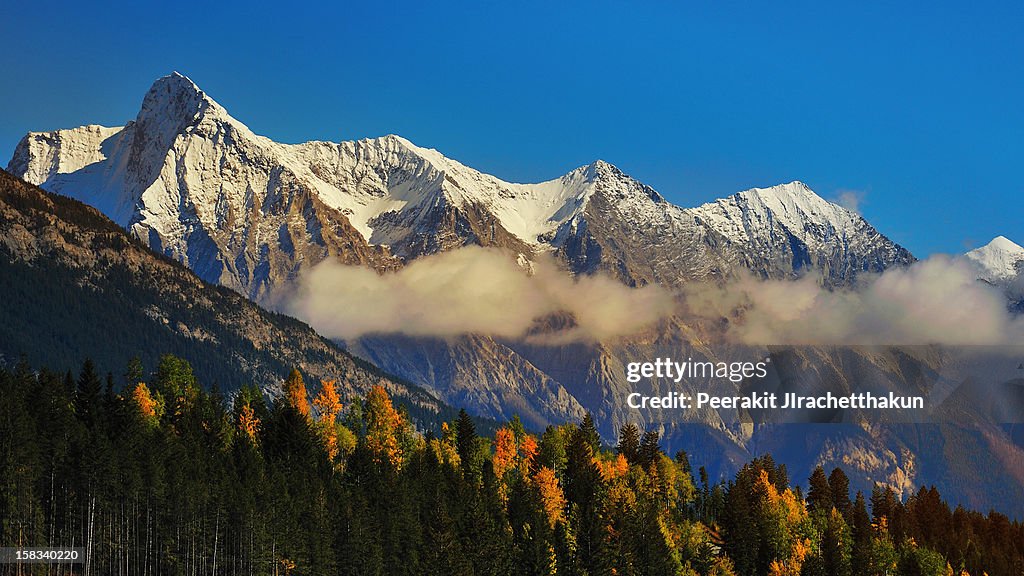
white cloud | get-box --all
[287,246,675,343]
[834,189,866,214]
[683,256,1024,346]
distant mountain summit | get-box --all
[691,181,913,283]
[965,236,1024,284]
[9,72,913,300]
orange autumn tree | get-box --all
[493,420,542,493]
[238,403,260,442]
[364,384,405,469]
[284,368,310,419]
[131,382,161,424]
[520,434,538,467]
[532,466,567,528]
[492,427,518,479]
[597,453,630,482]
[313,379,342,425]
[313,379,344,460]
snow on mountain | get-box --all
[964,236,1024,284]
[688,181,914,284]
[7,71,913,297]
[691,181,859,249]
[290,134,604,254]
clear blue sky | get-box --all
[1,0,1020,256]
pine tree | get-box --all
[75,358,103,427]
[828,467,852,520]
[821,507,853,576]
[535,425,567,476]
[564,421,609,575]
[638,430,662,470]
[851,491,872,575]
[617,423,641,464]
[579,413,601,453]
[456,408,478,479]
[807,466,832,513]
[124,355,144,388]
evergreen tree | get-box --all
[807,465,832,513]
[564,421,608,575]
[456,408,478,479]
[829,466,852,519]
[124,355,144,388]
[821,507,853,576]
[617,423,641,465]
[579,413,601,453]
[535,425,567,476]
[638,429,662,470]
[74,358,103,427]
[851,491,872,575]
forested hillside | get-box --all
[0,167,462,430]
[2,357,1021,576]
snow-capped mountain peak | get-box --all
[686,180,912,282]
[692,180,863,247]
[965,236,1024,283]
[138,72,212,124]
[8,73,913,296]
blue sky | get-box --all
[1,0,1020,256]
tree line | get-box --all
[1,355,1022,576]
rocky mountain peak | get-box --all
[134,72,222,137]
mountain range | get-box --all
[6,72,1024,514]
[8,73,915,301]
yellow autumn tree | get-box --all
[364,384,404,469]
[313,379,342,425]
[237,403,260,442]
[131,382,161,424]
[313,379,344,460]
[284,368,310,419]
[533,466,567,528]
[754,469,811,576]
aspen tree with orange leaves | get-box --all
[313,379,343,459]
[284,368,310,418]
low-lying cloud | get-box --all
[289,247,1023,347]
[288,246,674,343]
[684,256,1024,346]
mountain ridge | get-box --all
[9,72,913,297]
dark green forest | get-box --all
[1,356,1021,576]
